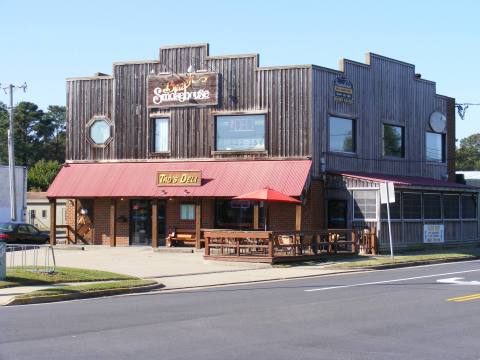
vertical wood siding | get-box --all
[66,78,114,160]
[67,44,311,161]
[312,53,453,179]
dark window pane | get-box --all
[380,192,401,219]
[384,125,404,157]
[443,195,459,219]
[329,116,355,153]
[353,191,377,220]
[215,200,255,229]
[216,115,265,151]
[426,132,445,162]
[423,194,441,219]
[403,193,421,219]
[462,195,477,219]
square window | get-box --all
[154,118,169,152]
[423,193,441,219]
[380,192,401,219]
[329,116,356,153]
[443,195,459,219]
[462,195,477,219]
[180,204,195,220]
[383,125,404,157]
[215,115,265,151]
[403,193,422,219]
[353,190,377,220]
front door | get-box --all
[130,200,152,245]
[327,200,348,229]
[157,200,167,246]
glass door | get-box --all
[327,200,348,229]
[157,200,167,246]
[130,200,152,245]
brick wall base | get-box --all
[63,182,326,246]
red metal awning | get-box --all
[46,159,312,198]
[335,171,479,190]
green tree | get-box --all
[456,133,480,170]
[35,105,66,162]
[27,159,62,191]
[0,102,66,167]
[12,102,44,167]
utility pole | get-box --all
[1,82,27,221]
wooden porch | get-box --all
[204,228,378,264]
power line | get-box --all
[0,82,27,221]
[456,103,480,120]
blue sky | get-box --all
[1,0,479,141]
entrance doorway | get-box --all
[327,200,348,229]
[129,199,167,246]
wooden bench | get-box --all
[166,228,198,247]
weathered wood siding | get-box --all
[312,53,454,179]
[66,44,311,161]
[66,78,114,160]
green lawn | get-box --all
[0,267,135,289]
[326,247,480,269]
[15,279,157,300]
[273,247,480,268]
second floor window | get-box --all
[154,118,169,152]
[329,116,355,153]
[216,115,265,151]
[426,132,445,162]
[383,125,404,157]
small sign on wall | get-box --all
[334,76,353,104]
[423,224,445,243]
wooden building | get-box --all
[47,43,479,251]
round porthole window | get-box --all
[87,117,112,146]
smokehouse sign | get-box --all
[147,72,219,108]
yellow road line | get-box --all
[447,293,480,302]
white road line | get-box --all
[305,268,480,292]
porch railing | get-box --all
[204,228,378,262]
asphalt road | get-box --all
[1,260,480,360]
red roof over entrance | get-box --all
[46,160,312,198]
[336,171,478,190]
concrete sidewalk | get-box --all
[1,246,357,304]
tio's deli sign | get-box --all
[147,73,218,108]
[156,170,202,186]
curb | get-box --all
[159,257,480,292]
[7,282,164,306]
[327,255,480,271]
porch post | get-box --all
[110,199,117,247]
[195,202,201,249]
[49,198,56,245]
[253,204,259,229]
[74,199,78,244]
[295,205,302,231]
[152,199,158,248]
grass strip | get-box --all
[0,267,135,289]
[11,279,158,304]
[326,250,480,269]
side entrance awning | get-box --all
[46,159,312,198]
[333,171,479,191]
